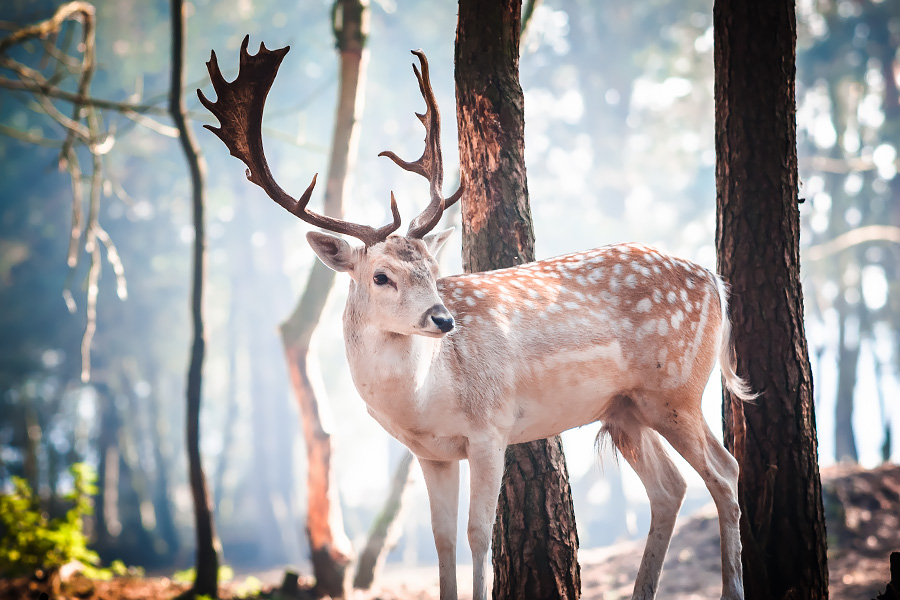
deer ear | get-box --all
[423,227,454,256]
[307,231,356,272]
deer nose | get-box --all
[431,314,455,333]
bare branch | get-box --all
[120,108,179,137]
[805,225,900,261]
[65,148,84,268]
[41,35,81,73]
[0,122,61,147]
[80,244,100,383]
[1,3,138,384]
[798,154,900,174]
[1,57,93,140]
[79,107,103,383]
[57,4,96,167]
[94,226,127,300]
[0,2,95,55]
[0,2,99,168]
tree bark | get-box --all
[169,0,219,595]
[279,0,368,595]
[714,1,829,599]
[352,451,415,590]
[455,1,580,598]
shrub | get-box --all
[0,463,102,577]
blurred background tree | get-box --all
[0,0,897,584]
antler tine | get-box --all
[379,49,464,239]
[198,35,401,246]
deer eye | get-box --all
[373,273,390,286]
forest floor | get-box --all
[1,463,897,600]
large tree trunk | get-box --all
[279,0,367,594]
[170,0,220,595]
[714,1,829,599]
[455,1,580,598]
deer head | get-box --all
[199,38,463,337]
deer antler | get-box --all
[379,50,464,239]
[198,35,401,246]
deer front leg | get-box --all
[419,458,460,600]
[466,439,507,600]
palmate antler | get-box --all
[197,35,401,247]
[379,50,465,239]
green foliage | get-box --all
[234,576,262,598]
[0,464,100,577]
[108,559,145,577]
[173,564,233,584]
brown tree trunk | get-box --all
[714,0,829,599]
[834,307,860,462]
[279,0,367,595]
[455,1,580,598]
[170,0,219,595]
[353,451,415,590]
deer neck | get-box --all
[343,299,446,416]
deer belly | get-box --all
[508,346,634,443]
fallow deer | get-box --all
[199,37,753,600]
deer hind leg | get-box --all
[601,411,687,600]
[419,458,461,600]
[654,408,744,600]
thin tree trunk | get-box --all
[94,384,121,548]
[279,0,368,594]
[250,306,289,564]
[148,363,180,558]
[169,0,219,595]
[714,0,829,598]
[834,306,860,462]
[213,276,238,516]
[823,82,860,465]
[455,1,580,598]
[22,400,41,492]
[879,32,900,461]
[353,451,415,590]
[117,392,162,558]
